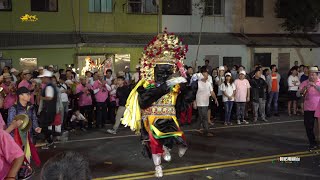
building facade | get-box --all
[162,0,319,75]
[0,0,319,74]
[0,0,161,71]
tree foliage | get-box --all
[275,0,320,32]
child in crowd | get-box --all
[220,72,236,125]
[234,70,250,125]
[70,110,87,132]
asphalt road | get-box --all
[35,115,320,180]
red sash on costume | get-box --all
[14,128,41,166]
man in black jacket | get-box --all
[107,76,130,134]
[250,69,268,122]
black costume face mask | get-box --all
[154,64,174,83]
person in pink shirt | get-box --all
[298,66,320,151]
[92,72,110,128]
[0,125,24,180]
[234,70,250,125]
[76,76,94,129]
[2,73,17,124]
[18,70,36,104]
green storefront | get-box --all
[0,0,162,72]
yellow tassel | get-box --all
[24,132,31,163]
[121,80,145,134]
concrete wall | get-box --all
[232,0,286,34]
[185,45,249,69]
[252,47,316,67]
[162,0,234,33]
[162,0,293,34]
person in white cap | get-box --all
[124,66,132,85]
[38,66,44,75]
[10,68,19,83]
[215,66,225,121]
[220,72,236,126]
[234,70,250,125]
[132,64,140,84]
[298,66,320,151]
[48,65,54,73]
[37,70,57,149]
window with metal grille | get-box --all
[128,0,158,14]
[0,0,11,10]
[254,53,271,67]
[89,0,113,13]
[246,0,263,17]
[204,0,224,16]
[223,57,242,70]
[31,0,58,12]
[162,0,191,15]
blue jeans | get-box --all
[267,91,279,114]
[224,101,234,123]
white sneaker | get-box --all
[162,147,171,162]
[107,129,117,134]
[242,120,249,124]
[237,120,241,125]
[178,146,188,157]
[155,165,163,178]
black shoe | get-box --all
[274,113,280,117]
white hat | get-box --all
[48,65,54,68]
[225,72,232,77]
[125,66,129,69]
[22,69,31,75]
[239,70,246,75]
[309,66,319,73]
[135,65,140,69]
[38,66,44,70]
[10,68,18,73]
[38,70,53,78]
[218,66,225,71]
[65,80,74,85]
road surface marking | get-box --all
[60,119,303,144]
[93,150,319,180]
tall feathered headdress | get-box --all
[140,28,188,88]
